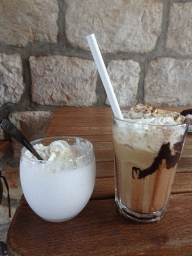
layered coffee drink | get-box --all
[113,103,189,222]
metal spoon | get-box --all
[0,119,43,160]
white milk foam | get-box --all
[113,103,187,153]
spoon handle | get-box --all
[0,119,43,161]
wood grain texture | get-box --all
[7,106,192,255]
[0,140,10,153]
[7,194,192,256]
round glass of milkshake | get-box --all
[113,104,189,222]
[20,136,96,222]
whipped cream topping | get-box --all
[124,103,186,125]
[25,140,83,161]
[23,140,86,172]
[113,103,188,153]
[186,114,192,119]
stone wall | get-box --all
[1,0,192,243]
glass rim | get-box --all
[112,110,190,128]
[21,136,94,163]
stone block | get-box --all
[2,167,22,201]
[66,0,163,53]
[30,56,98,107]
[0,224,10,243]
[105,60,141,107]
[8,111,54,158]
[0,204,17,225]
[0,129,4,140]
[144,58,192,106]
[167,3,192,55]
[0,0,58,47]
[0,129,5,161]
[0,53,24,107]
[0,196,18,226]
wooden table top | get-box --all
[7,106,192,256]
[0,140,10,153]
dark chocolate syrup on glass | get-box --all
[132,139,184,180]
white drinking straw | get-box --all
[86,33,123,120]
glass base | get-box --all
[116,199,166,223]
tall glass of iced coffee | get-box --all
[113,103,189,222]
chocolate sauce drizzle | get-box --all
[180,109,192,116]
[132,141,183,180]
